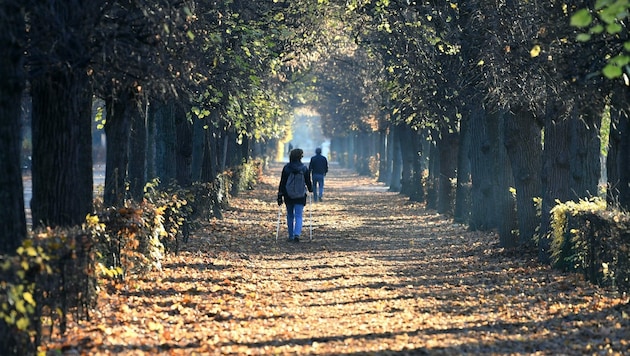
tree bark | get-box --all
[496,111,518,248]
[437,129,458,215]
[569,101,602,199]
[357,132,373,176]
[540,100,572,262]
[201,122,221,182]
[503,107,542,247]
[388,127,402,192]
[154,101,177,183]
[425,141,439,210]
[398,125,416,197]
[0,2,26,252]
[409,129,425,203]
[608,89,630,209]
[103,93,133,207]
[468,102,497,231]
[175,105,193,187]
[191,116,206,182]
[128,98,147,201]
[31,71,93,227]
[454,113,471,223]
[377,128,389,183]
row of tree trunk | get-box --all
[330,91,630,261]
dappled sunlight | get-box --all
[44,164,629,355]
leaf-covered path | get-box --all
[48,163,629,355]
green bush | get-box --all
[549,198,630,294]
[229,159,262,196]
[549,197,607,271]
[1,227,97,355]
[95,203,165,279]
[1,168,241,353]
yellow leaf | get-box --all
[16,317,30,330]
[530,45,541,58]
[23,292,35,306]
[147,320,163,331]
[15,300,26,314]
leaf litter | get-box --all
[44,163,629,355]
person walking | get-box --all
[309,147,328,202]
[278,148,313,242]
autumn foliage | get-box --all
[24,164,626,355]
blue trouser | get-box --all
[312,174,325,201]
[286,203,304,239]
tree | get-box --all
[0,2,26,252]
[28,1,96,227]
[571,1,630,79]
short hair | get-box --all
[289,148,303,162]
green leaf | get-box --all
[606,22,623,34]
[590,24,604,34]
[576,33,592,42]
[595,0,613,10]
[603,64,622,78]
[600,10,617,24]
[624,41,630,51]
[609,54,630,67]
[570,9,592,28]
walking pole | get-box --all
[276,204,282,242]
[309,193,313,241]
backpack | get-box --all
[285,166,306,199]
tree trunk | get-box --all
[0,3,26,252]
[377,128,389,183]
[541,98,603,262]
[154,101,178,183]
[495,111,518,248]
[103,93,133,207]
[437,129,458,215]
[425,141,439,210]
[356,132,372,176]
[540,100,572,263]
[191,116,206,182]
[409,129,425,202]
[468,102,498,231]
[389,127,402,192]
[608,88,630,209]
[398,125,416,196]
[503,107,542,247]
[31,72,93,227]
[175,105,193,187]
[201,122,221,182]
[454,113,471,223]
[128,98,147,201]
[146,101,157,182]
[569,101,602,199]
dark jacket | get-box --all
[279,162,313,205]
[309,154,328,175]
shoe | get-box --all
[293,236,300,242]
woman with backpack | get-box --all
[277,148,313,242]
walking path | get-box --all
[47,163,629,355]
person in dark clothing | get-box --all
[278,148,313,242]
[309,147,328,202]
